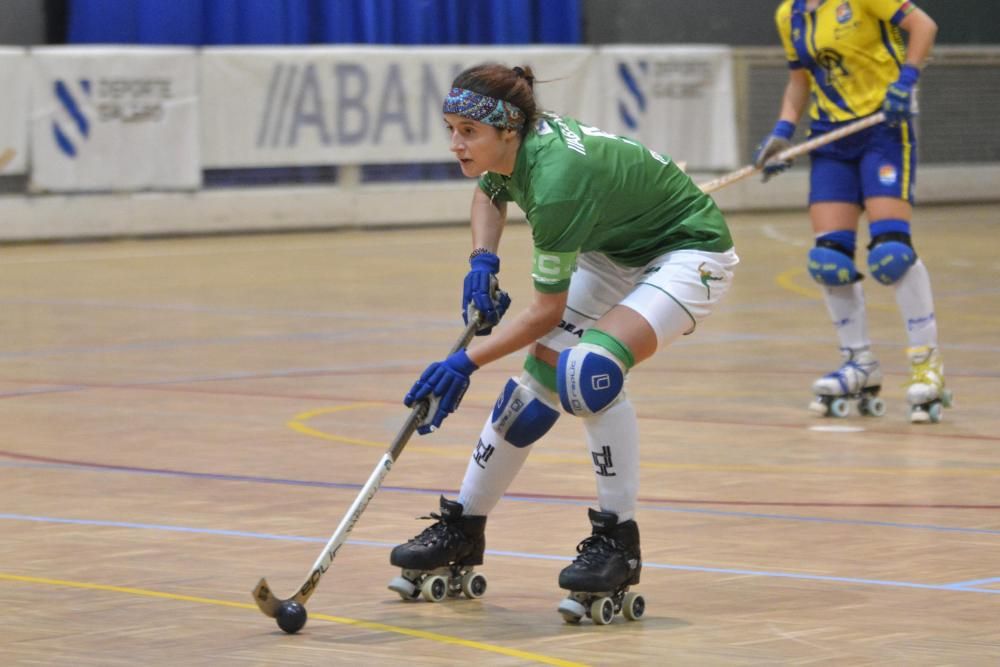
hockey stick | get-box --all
[252,314,481,629]
[697,112,886,194]
[0,149,15,172]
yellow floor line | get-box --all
[287,405,1000,477]
[0,573,589,667]
[776,265,893,310]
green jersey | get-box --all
[479,113,733,293]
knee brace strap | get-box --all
[557,343,626,417]
[491,377,560,448]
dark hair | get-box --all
[452,63,538,137]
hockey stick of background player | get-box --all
[697,112,886,194]
[0,149,15,172]
[252,312,482,634]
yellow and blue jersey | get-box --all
[776,0,916,122]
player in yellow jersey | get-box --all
[755,0,950,423]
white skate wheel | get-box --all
[591,597,615,625]
[460,571,488,599]
[928,402,943,423]
[623,591,645,621]
[421,575,448,602]
[387,575,419,600]
[910,406,930,424]
[558,597,586,624]
[941,389,954,408]
[864,397,886,417]
[829,398,849,418]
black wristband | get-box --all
[469,247,493,261]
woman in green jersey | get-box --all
[388,63,738,623]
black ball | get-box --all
[276,600,307,634]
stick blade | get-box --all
[252,577,283,617]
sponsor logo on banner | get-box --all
[51,76,173,158]
[52,79,91,157]
[879,163,898,185]
[255,61,461,149]
[616,58,714,132]
[616,60,647,130]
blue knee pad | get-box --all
[557,344,626,417]
[491,377,560,447]
[867,219,916,285]
[807,231,861,285]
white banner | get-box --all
[596,46,738,170]
[200,46,599,168]
[30,47,200,192]
[0,48,30,175]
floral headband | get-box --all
[443,87,524,132]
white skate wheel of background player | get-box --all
[808,425,865,433]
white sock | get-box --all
[894,259,938,348]
[822,282,870,350]
[457,417,533,517]
[583,397,640,522]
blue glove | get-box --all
[753,120,796,182]
[883,64,920,125]
[463,250,511,335]
[404,350,479,434]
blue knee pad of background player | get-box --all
[557,345,625,417]
[867,219,916,285]
[807,230,860,285]
[868,242,916,284]
[491,378,560,447]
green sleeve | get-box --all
[528,198,596,293]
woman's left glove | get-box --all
[883,64,920,125]
[463,250,511,335]
[404,350,479,434]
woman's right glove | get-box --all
[753,120,797,182]
[462,250,511,335]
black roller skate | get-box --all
[809,346,886,418]
[557,509,644,625]
[387,496,488,602]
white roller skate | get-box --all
[809,347,885,418]
[387,496,488,602]
[906,346,952,424]
[557,509,645,625]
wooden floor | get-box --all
[1,203,998,666]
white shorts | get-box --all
[536,247,739,354]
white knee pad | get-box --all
[557,343,627,417]
[491,375,560,447]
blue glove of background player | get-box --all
[404,350,479,434]
[883,64,920,125]
[463,250,511,335]
[753,120,796,182]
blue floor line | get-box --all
[3,459,999,536]
[1,513,996,595]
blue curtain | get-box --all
[67,0,581,45]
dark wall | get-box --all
[5,0,998,46]
[583,0,1000,45]
[0,0,47,45]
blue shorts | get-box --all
[808,117,917,206]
